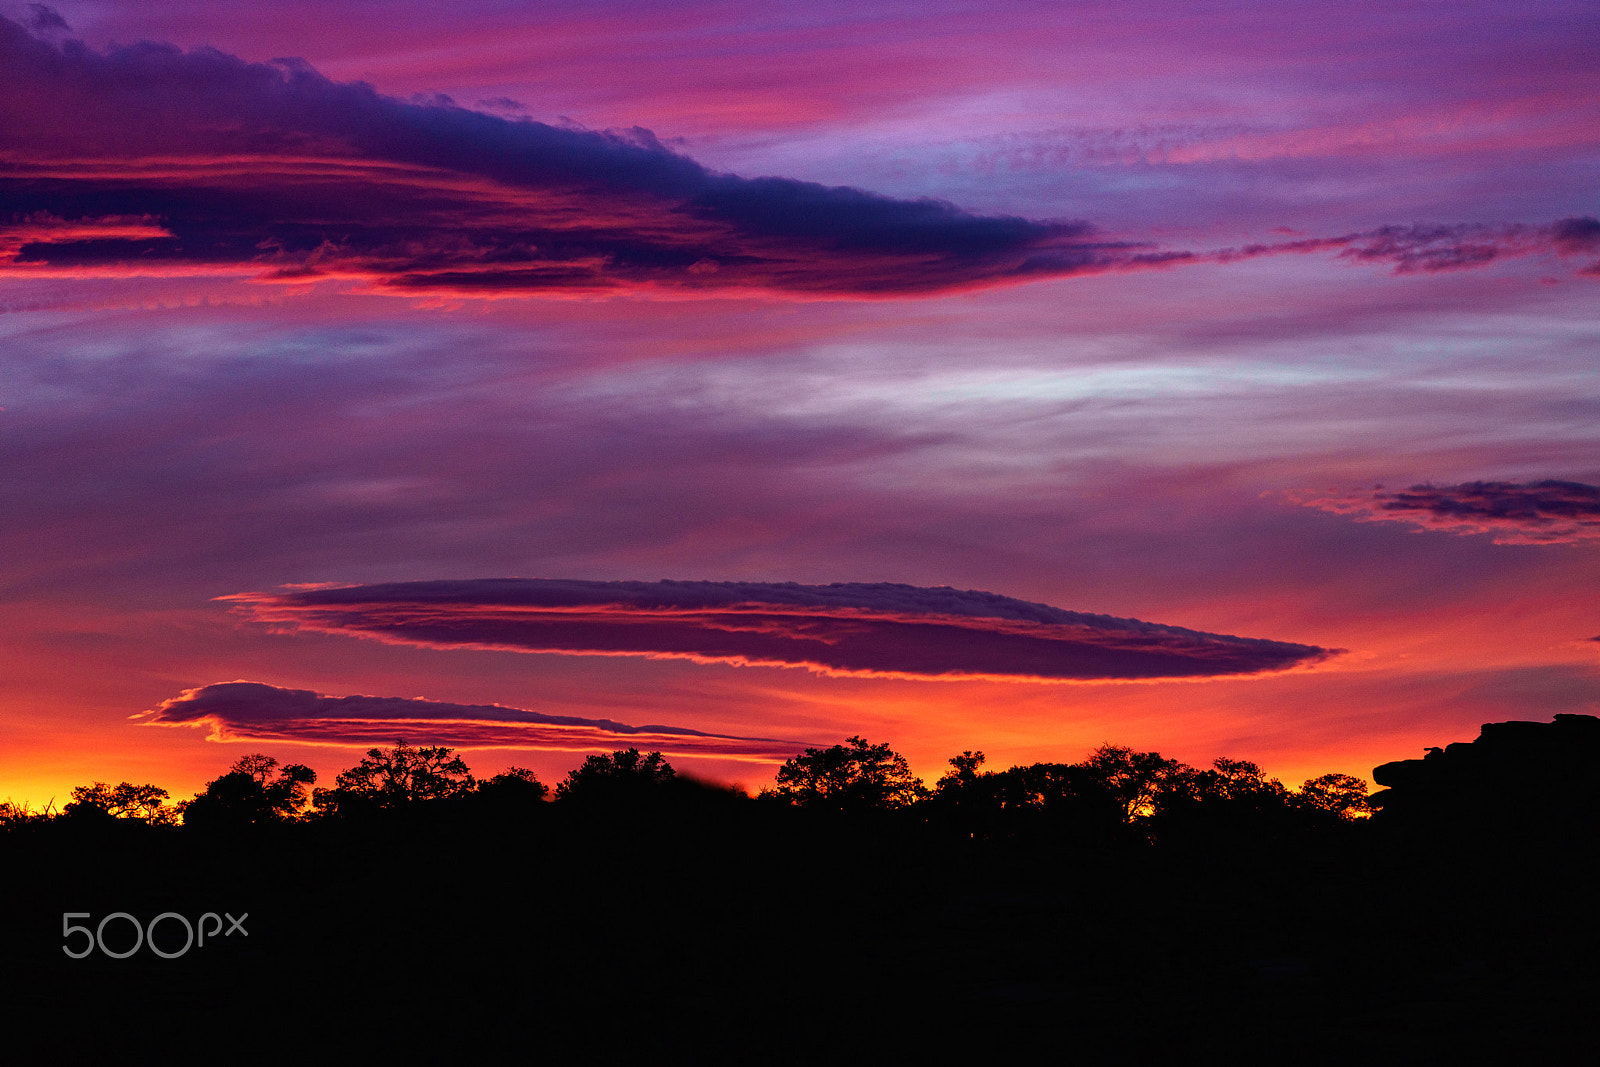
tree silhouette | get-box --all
[63,781,178,824]
[556,749,675,803]
[315,741,474,814]
[1205,758,1284,799]
[183,754,317,829]
[476,767,550,804]
[1081,745,1187,823]
[935,750,987,793]
[766,736,925,812]
[925,757,1135,843]
[1001,761,1128,838]
[1298,772,1372,819]
[234,754,318,811]
[1155,757,1289,811]
[925,751,1005,837]
[1146,755,1315,841]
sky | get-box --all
[2,0,1597,805]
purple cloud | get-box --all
[4,18,1592,300]
[221,579,1337,680]
[1212,219,1600,276]
[23,4,68,33]
[140,680,804,759]
[0,16,1126,298]
[1291,480,1600,544]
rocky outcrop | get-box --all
[1370,714,1600,834]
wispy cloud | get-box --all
[140,680,805,759]
[222,579,1337,680]
[1290,480,1600,544]
[1211,219,1600,275]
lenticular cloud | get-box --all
[141,681,803,759]
[1291,480,1600,544]
[221,579,1336,680]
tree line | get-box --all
[10,712,1596,843]
[1,734,1375,843]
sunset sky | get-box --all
[2,0,1597,806]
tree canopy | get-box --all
[1298,772,1372,819]
[478,766,549,803]
[183,754,317,829]
[315,741,475,814]
[63,781,177,824]
[556,748,675,804]
[766,735,925,812]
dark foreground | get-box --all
[5,719,1599,1061]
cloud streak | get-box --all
[1210,219,1600,276]
[222,579,1337,681]
[1291,480,1600,544]
[140,680,804,759]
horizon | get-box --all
[18,710,1597,822]
[2,2,1598,809]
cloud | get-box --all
[0,17,1132,298]
[139,680,805,759]
[0,213,175,260]
[1290,480,1600,543]
[1211,219,1600,276]
[22,4,67,33]
[4,19,1591,300]
[221,579,1337,680]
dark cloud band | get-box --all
[140,680,804,759]
[5,18,1593,299]
[1290,480,1600,543]
[0,17,1123,297]
[221,579,1337,680]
